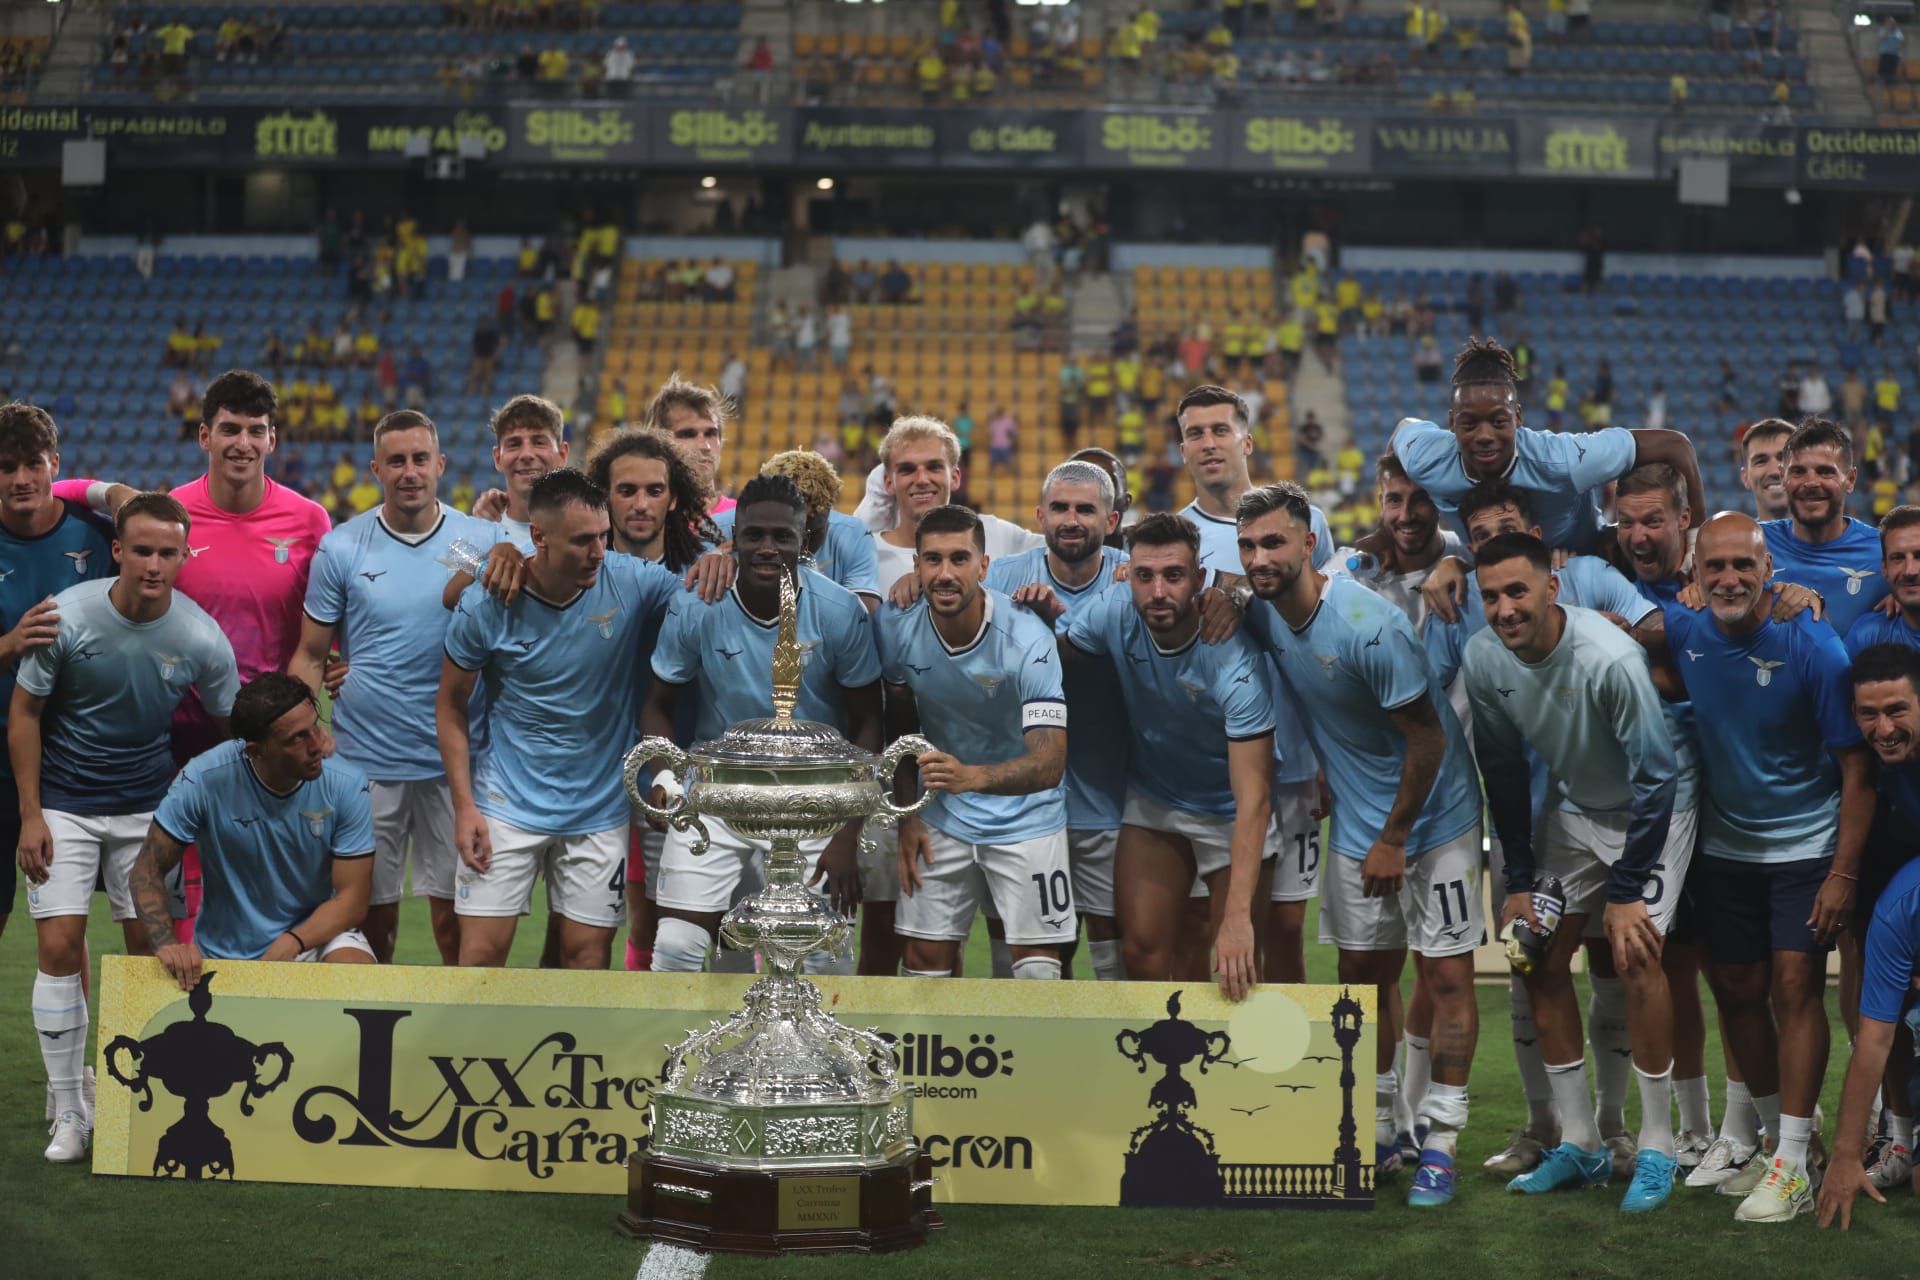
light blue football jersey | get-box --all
[714,508,880,599]
[1763,516,1888,636]
[1661,605,1862,864]
[1393,419,1638,553]
[1065,587,1274,818]
[1182,497,1333,786]
[0,500,116,780]
[16,578,238,815]
[153,740,374,960]
[1241,575,1481,860]
[877,590,1068,844]
[445,551,681,834]
[987,545,1128,830]
[651,566,882,744]
[304,505,504,782]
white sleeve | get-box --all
[852,463,895,534]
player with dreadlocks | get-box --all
[1393,339,1707,563]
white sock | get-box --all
[1635,1063,1676,1157]
[903,968,952,978]
[1509,977,1558,1133]
[990,936,1014,980]
[1775,1112,1812,1167]
[1418,1082,1470,1156]
[1890,1113,1915,1150]
[1391,1039,1416,1137]
[1720,1079,1760,1146]
[1753,1093,1783,1150]
[1404,1033,1433,1126]
[1375,1070,1399,1147]
[1011,955,1062,980]
[1087,938,1125,982]
[32,971,87,1118]
[1549,1059,1602,1151]
[649,918,711,973]
[1675,1075,1711,1136]
[1587,976,1630,1133]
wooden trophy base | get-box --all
[617,1151,942,1255]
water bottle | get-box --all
[1503,874,1565,976]
[1345,551,1378,576]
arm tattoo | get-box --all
[129,826,186,953]
[971,727,1066,797]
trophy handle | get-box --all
[623,738,710,856]
[872,734,935,818]
[103,1034,153,1111]
[243,1041,294,1115]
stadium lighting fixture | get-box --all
[816,177,835,190]
[1855,12,1874,24]
[700,175,717,189]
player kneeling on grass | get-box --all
[16,492,239,1164]
[128,673,376,992]
[879,505,1071,981]
[1462,532,1688,1214]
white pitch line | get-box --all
[636,1243,711,1280]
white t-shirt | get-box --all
[871,517,1045,593]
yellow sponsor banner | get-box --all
[93,958,1375,1209]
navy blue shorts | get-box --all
[1695,854,1833,965]
[0,774,17,916]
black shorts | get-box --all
[1858,798,1920,932]
[0,774,17,916]
[1696,853,1833,965]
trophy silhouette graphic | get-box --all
[1116,991,1231,1208]
[103,972,294,1180]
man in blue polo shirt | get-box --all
[1659,512,1875,1224]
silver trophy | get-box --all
[617,569,940,1254]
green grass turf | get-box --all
[3,894,1917,1280]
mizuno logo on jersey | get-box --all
[360,570,387,583]
[1750,657,1785,687]
[71,644,101,663]
[588,608,618,639]
[1842,567,1873,595]
[301,808,332,837]
[188,545,210,559]
[1684,650,1702,661]
[1496,687,1515,699]
[64,550,90,574]
[233,815,259,829]
[266,536,298,565]
[717,647,743,661]
[0,566,14,582]
[1125,649,1149,665]
[1365,630,1382,648]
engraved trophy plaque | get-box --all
[617,569,940,1254]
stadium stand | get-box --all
[95,2,743,100]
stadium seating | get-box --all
[96,2,743,100]
[0,251,541,500]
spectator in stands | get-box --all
[1845,280,1868,339]
[827,305,852,367]
[1505,2,1532,74]
[165,317,195,368]
[571,296,600,355]
[156,18,193,77]
[719,352,747,416]
[1579,226,1605,293]
[703,258,737,303]
[880,260,913,305]
[746,35,774,102]
[1840,368,1870,428]
[1565,0,1591,41]
[468,310,505,392]
[823,260,851,306]
[533,283,557,340]
[1870,278,1890,345]
[1669,72,1688,113]
[1710,0,1734,51]
[1464,273,1486,333]
[1799,363,1834,417]
[1059,356,1085,448]
[353,323,379,370]
[794,305,820,371]
[836,375,864,432]
[603,35,634,91]
[537,43,570,89]
[917,47,945,102]
[168,369,200,430]
[767,302,793,369]
[1878,368,1904,428]
[986,405,1017,475]
[1645,381,1667,430]
[851,260,878,304]
[401,346,432,410]
[1023,217,1057,287]
[1879,17,1906,85]
[1414,334,1443,384]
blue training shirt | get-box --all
[1065,585,1274,818]
[1393,419,1638,553]
[1242,574,1481,860]
[1182,497,1333,787]
[445,551,681,834]
[651,566,882,744]
[304,505,504,782]
[877,589,1068,844]
[987,545,1128,831]
[714,508,880,600]
[16,579,238,815]
[1763,516,1887,637]
[1661,605,1862,864]
[153,740,374,960]
[1862,855,1920,1023]
[0,500,116,781]
[1844,606,1920,658]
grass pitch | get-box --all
[2,894,1916,1280]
